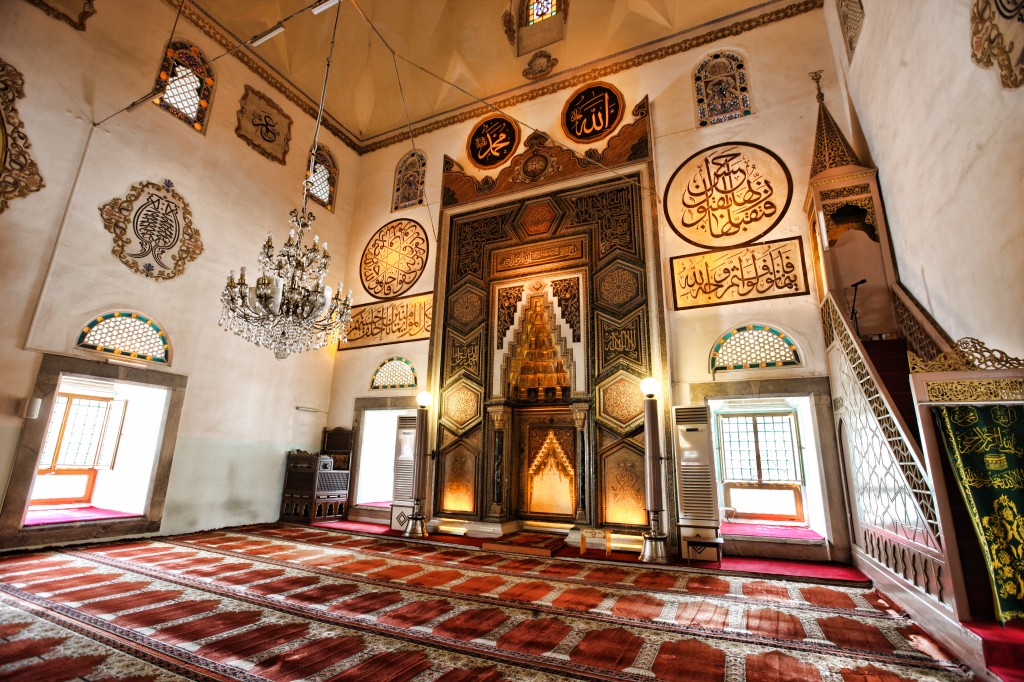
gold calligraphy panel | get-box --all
[340,293,432,350]
[560,82,624,144]
[664,142,792,249]
[234,86,292,165]
[360,219,429,299]
[491,235,588,277]
[670,237,809,310]
[467,115,520,169]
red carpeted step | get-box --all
[964,620,1024,677]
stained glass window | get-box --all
[710,324,800,372]
[308,144,337,213]
[392,150,426,211]
[155,40,215,133]
[371,357,417,390]
[528,0,557,24]
[77,312,171,365]
[694,52,751,127]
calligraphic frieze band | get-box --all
[467,114,520,169]
[663,141,792,249]
[670,236,808,310]
[341,293,432,350]
[560,81,624,144]
[491,235,588,277]
[234,85,292,165]
[359,218,429,299]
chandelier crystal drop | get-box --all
[218,0,350,360]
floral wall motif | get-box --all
[98,179,202,281]
[971,0,1024,88]
[0,58,44,214]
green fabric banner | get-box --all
[933,405,1024,623]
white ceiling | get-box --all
[196,0,770,143]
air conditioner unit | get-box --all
[673,406,721,551]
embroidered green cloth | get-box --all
[933,405,1024,623]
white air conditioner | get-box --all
[672,406,721,553]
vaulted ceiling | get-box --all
[192,0,771,146]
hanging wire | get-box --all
[390,51,438,242]
[301,1,342,217]
[348,0,657,205]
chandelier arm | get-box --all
[302,1,342,217]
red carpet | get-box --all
[0,523,969,681]
[721,521,824,540]
[23,505,140,526]
[964,620,1024,681]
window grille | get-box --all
[392,150,426,211]
[155,40,215,133]
[308,144,337,212]
[77,312,170,364]
[837,0,865,58]
[718,412,804,521]
[39,394,126,471]
[371,357,417,390]
[694,52,751,127]
[710,324,800,372]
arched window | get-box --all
[392,150,426,212]
[525,0,558,25]
[77,311,171,365]
[307,144,337,213]
[694,51,751,127]
[370,357,417,389]
[709,324,800,373]
[155,40,215,133]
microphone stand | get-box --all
[850,280,864,338]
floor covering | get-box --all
[0,523,972,681]
[719,523,824,541]
[23,505,141,526]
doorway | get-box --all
[25,374,170,526]
[353,408,416,509]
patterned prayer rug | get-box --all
[0,524,972,681]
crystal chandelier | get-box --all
[218,2,351,360]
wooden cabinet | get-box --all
[279,427,352,524]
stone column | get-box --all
[487,405,511,518]
[571,401,590,525]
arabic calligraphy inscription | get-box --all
[670,236,808,310]
[664,142,792,249]
[561,82,624,144]
[360,219,429,299]
[341,294,432,350]
[467,115,520,169]
[234,86,292,164]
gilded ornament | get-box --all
[359,219,429,299]
[0,58,45,214]
[971,0,1024,89]
[910,338,1024,373]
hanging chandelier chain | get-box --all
[220,0,352,361]
[303,2,342,217]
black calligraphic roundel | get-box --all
[663,141,793,249]
[466,115,520,169]
[360,219,430,300]
[560,82,624,144]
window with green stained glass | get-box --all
[371,357,417,390]
[76,311,171,365]
[709,324,800,372]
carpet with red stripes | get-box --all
[0,523,971,680]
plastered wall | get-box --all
[827,0,1024,356]
[0,0,356,535]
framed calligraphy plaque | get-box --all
[360,219,429,299]
[99,179,203,281]
[490,235,588,277]
[669,236,808,310]
[663,142,792,249]
[561,81,624,144]
[467,114,519,169]
[234,85,292,165]
[340,293,433,350]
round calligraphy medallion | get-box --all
[663,142,792,249]
[467,114,520,169]
[360,219,429,300]
[561,81,624,144]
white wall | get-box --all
[828,0,1024,356]
[0,1,355,534]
